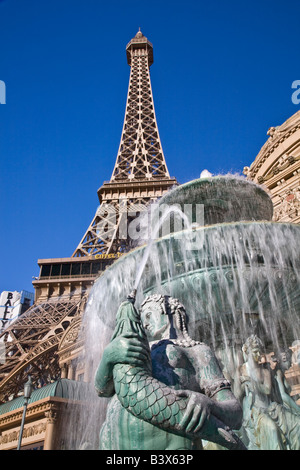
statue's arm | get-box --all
[191,345,243,430]
[95,345,116,397]
[209,389,243,430]
[275,370,300,413]
[95,333,150,397]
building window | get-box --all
[81,262,91,275]
[91,262,101,274]
[71,263,81,276]
[40,265,51,277]
[51,264,61,277]
[61,264,71,276]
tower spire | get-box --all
[72,32,177,258]
[111,30,169,181]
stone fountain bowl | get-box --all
[95,220,300,349]
[93,176,298,349]
[158,176,273,226]
[140,221,300,347]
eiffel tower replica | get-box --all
[0,30,177,402]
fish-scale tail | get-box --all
[113,364,246,450]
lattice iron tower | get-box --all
[73,29,177,257]
[0,31,177,402]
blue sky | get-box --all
[0,0,300,293]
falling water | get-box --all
[134,204,192,290]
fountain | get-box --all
[64,175,300,450]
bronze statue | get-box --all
[95,293,245,450]
[240,335,300,450]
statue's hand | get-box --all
[176,390,212,434]
[104,333,150,368]
[240,375,248,384]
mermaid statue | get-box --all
[95,291,246,450]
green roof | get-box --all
[0,379,91,415]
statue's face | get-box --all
[279,352,291,370]
[140,303,169,341]
[248,336,262,362]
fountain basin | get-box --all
[158,176,274,226]
[95,220,300,350]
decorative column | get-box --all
[60,363,68,379]
[44,408,58,450]
[67,361,74,380]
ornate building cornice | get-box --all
[244,110,300,180]
[245,111,300,225]
[0,397,63,450]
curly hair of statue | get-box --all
[140,294,202,347]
